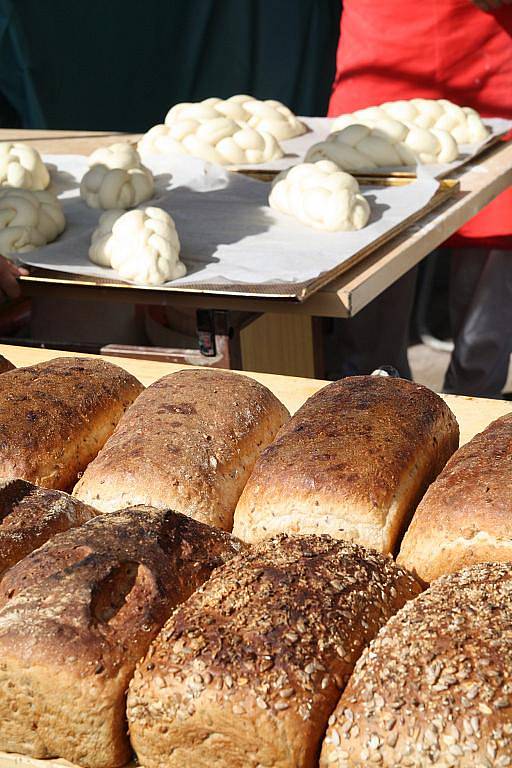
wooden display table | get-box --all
[0,343,510,768]
[1,129,511,377]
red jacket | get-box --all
[329,0,512,247]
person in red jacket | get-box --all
[328,0,512,397]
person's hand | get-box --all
[472,0,512,10]
[0,255,28,300]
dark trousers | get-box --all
[443,249,512,398]
[323,267,417,380]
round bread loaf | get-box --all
[127,534,421,768]
[0,506,244,768]
[0,354,14,374]
[320,562,512,767]
[398,413,512,583]
[233,376,459,554]
[74,368,289,529]
[0,478,97,579]
[0,356,143,490]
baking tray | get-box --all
[20,178,459,303]
[239,130,508,183]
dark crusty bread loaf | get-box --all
[0,478,97,579]
[127,534,420,768]
[233,376,459,553]
[74,369,289,529]
[0,355,14,374]
[321,562,512,767]
[398,412,512,583]
[0,506,244,768]
[0,357,143,490]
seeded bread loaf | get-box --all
[233,376,459,553]
[0,506,244,768]
[398,412,512,583]
[74,369,289,529]
[0,478,97,579]
[321,562,512,767]
[127,534,420,768]
[0,357,143,490]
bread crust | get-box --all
[127,534,420,768]
[0,478,97,579]
[0,355,14,374]
[233,376,459,553]
[398,412,512,583]
[320,562,512,767]
[73,369,289,529]
[0,506,244,767]
[0,357,143,490]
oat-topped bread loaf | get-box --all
[0,478,97,579]
[0,506,244,768]
[127,534,420,768]
[398,412,512,583]
[74,368,289,529]
[321,562,512,767]
[0,356,143,490]
[233,376,459,553]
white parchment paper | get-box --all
[19,154,440,294]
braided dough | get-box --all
[87,142,143,171]
[308,121,458,171]
[0,143,50,191]
[269,160,370,232]
[139,117,283,165]
[0,188,65,253]
[89,206,186,285]
[80,164,154,210]
[88,209,124,267]
[165,94,306,140]
[332,98,489,145]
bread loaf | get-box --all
[233,376,459,553]
[321,562,512,767]
[127,534,420,768]
[74,369,289,529]
[0,355,14,374]
[0,357,143,490]
[398,412,512,583]
[0,478,97,579]
[0,506,244,768]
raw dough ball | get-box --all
[309,121,458,169]
[87,142,143,170]
[332,98,489,145]
[80,164,154,209]
[165,94,306,140]
[0,187,65,252]
[269,160,370,232]
[0,143,50,191]
[139,117,283,165]
[88,209,124,266]
[89,206,186,285]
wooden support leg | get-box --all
[240,313,320,378]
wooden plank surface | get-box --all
[2,128,511,317]
[0,342,510,768]
[1,344,510,446]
